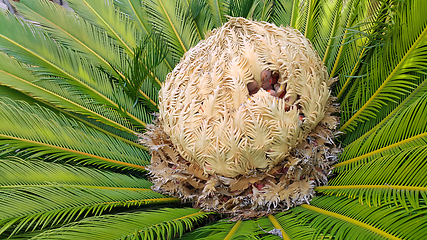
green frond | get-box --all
[185,0,215,40]
[15,0,125,77]
[319,0,343,63]
[180,215,296,239]
[271,0,295,27]
[113,0,175,72]
[68,0,139,55]
[317,145,427,209]
[253,0,273,22]
[145,0,200,63]
[228,0,257,20]
[0,0,427,239]
[0,186,175,237]
[108,36,167,110]
[0,98,149,171]
[0,157,152,189]
[336,92,427,169]
[113,0,150,35]
[206,0,228,27]
[342,74,427,145]
[0,12,150,130]
[19,208,210,240]
[180,220,259,239]
[330,0,389,85]
[293,196,427,240]
[340,0,427,133]
[0,52,143,137]
[290,0,310,34]
[0,157,177,238]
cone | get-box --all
[140,17,341,218]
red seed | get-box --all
[254,183,265,190]
[268,89,276,97]
[283,167,289,175]
[247,79,259,92]
[271,77,278,85]
[261,69,272,82]
[262,80,273,90]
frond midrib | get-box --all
[316,185,427,191]
[339,25,427,132]
[0,134,147,171]
[157,0,187,53]
[0,32,148,128]
[0,185,152,191]
[268,215,289,240]
[301,204,400,240]
[334,132,427,168]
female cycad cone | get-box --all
[140,17,341,218]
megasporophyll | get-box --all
[140,18,341,219]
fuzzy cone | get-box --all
[140,17,341,218]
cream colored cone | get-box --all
[140,17,341,218]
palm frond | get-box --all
[114,0,175,73]
[336,91,427,170]
[206,0,228,27]
[0,157,152,189]
[342,74,427,144]
[68,0,139,55]
[253,0,273,22]
[273,212,314,240]
[340,0,427,133]
[62,0,169,101]
[16,0,166,105]
[180,220,259,239]
[317,145,427,209]
[0,98,149,171]
[15,0,125,77]
[180,212,311,239]
[145,0,200,64]
[331,0,395,108]
[0,0,426,239]
[0,157,177,237]
[0,51,144,140]
[20,208,210,240]
[185,0,215,40]
[0,12,149,130]
[228,0,257,19]
[271,0,295,27]
[0,186,175,237]
[107,36,167,110]
[293,196,427,240]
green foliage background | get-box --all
[0,0,426,239]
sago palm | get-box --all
[0,0,426,239]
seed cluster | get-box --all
[141,18,341,217]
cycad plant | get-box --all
[0,0,426,239]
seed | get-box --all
[254,183,264,190]
[247,79,260,94]
[267,89,276,97]
[261,69,272,82]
